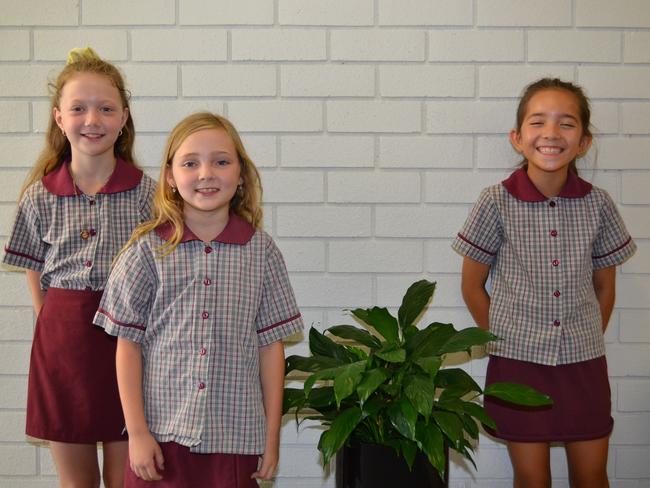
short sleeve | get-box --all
[93,240,155,343]
[2,189,48,272]
[451,188,503,265]
[592,191,636,269]
[255,238,304,346]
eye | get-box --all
[181,160,197,168]
[560,122,576,128]
[216,159,230,166]
[100,106,115,113]
[71,106,84,112]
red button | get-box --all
[552,259,560,266]
[85,286,92,291]
[550,230,558,237]
[198,382,205,390]
[89,200,96,206]
[85,260,92,267]
[203,278,212,286]
[553,320,561,327]
[553,290,561,297]
[202,311,209,319]
[549,201,556,207]
[204,247,212,254]
[199,347,207,356]
[89,229,96,236]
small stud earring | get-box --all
[119,129,123,136]
[171,186,177,193]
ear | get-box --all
[120,107,129,131]
[578,134,592,156]
[53,106,63,130]
[165,166,175,189]
[509,128,523,154]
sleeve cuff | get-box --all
[257,313,304,347]
[2,247,44,272]
[94,309,146,343]
[592,237,637,269]
[451,234,496,265]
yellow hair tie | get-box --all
[66,47,100,65]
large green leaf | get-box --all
[351,307,399,343]
[435,368,482,394]
[283,388,306,413]
[286,354,344,373]
[318,406,363,466]
[327,325,382,349]
[375,344,406,363]
[415,421,446,479]
[400,440,418,471]
[304,365,344,397]
[388,399,418,440]
[437,327,499,355]
[333,361,367,407]
[404,375,436,418]
[459,412,480,439]
[308,327,355,363]
[398,280,436,329]
[305,386,337,410]
[414,356,442,380]
[460,401,496,430]
[356,368,392,404]
[484,382,553,406]
[432,411,464,450]
[406,322,456,359]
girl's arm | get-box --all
[116,338,164,481]
[25,270,45,315]
[593,266,616,332]
[253,340,285,481]
[460,256,492,330]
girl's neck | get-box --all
[526,165,569,198]
[183,207,230,243]
[70,153,117,196]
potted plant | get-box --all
[283,280,552,487]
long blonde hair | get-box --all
[125,112,263,256]
[21,47,137,198]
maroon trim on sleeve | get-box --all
[3,246,45,264]
[257,313,302,334]
[456,233,496,256]
[97,308,146,331]
[592,236,632,260]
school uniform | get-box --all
[2,159,156,443]
[94,213,304,487]
[452,167,636,442]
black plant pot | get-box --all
[336,442,449,488]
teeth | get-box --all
[196,188,218,193]
[538,146,562,154]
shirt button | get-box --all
[84,286,92,291]
[85,260,92,267]
[198,382,206,390]
[89,200,96,206]
[553,290,561,298]
[549,201,556,208]
[89,228,96,236]
[550,230,558,237]
[199,347,207,356]
[553,320,561,327]
[552,259,560,266]
[201,311,209,319]
[204,246,213,254]
[203,278,212,286]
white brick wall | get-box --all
[0,1,648,486]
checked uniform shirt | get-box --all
[94,213,303,454]
[452,168,636,366]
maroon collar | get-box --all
[155,212,256,245]
[42,159,143,196]
[502,167,592,202]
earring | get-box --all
[237,184,244,195]
[171,186,177,193]
[61,128,66,137]
[119,129,123,136]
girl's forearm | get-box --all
[116,338,149,436]
[259,340,285,442]
[25,270,45,316]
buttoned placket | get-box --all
[548,198,564,362]
[80,194,101,290]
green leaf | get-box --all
[459,412,479,439]
[333,361,367,407]
[435,368,482,394]
[400,440,418,470]
[414,356,442,380]
[286,354,344,373]
[351,307,399,343]
[308,327,355,363]
[438,385,472,404]
[415,420,446,479]
[388,399,418,440]
[484,382,553,406]
[375,344,406,363]
[304,366,342,397]
[398,280,436,329]
[361,396,385,418]
[404,375,436,418]
[356,368,392,404]
[460,401,496,430]
[327,325,382,349]
[437,327,499,355]
[318,406,363,466]
[283,388,306,414]
[407,322,456,359]
[432,411,464,450]
[306,386,337,410]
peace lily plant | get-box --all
[283,280,552,479]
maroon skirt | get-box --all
[26,287,126,443]
[124,442,259,488]
[484,355,613,443]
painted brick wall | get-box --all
[0,1,649,487]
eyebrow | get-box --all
[528,112,579,121]
[176,151,233,159]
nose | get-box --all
[84,109,100,126]
[543,122,560,139]
[198,163,215,180]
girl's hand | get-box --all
[128,431,165,481]
[251,448,278,481]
